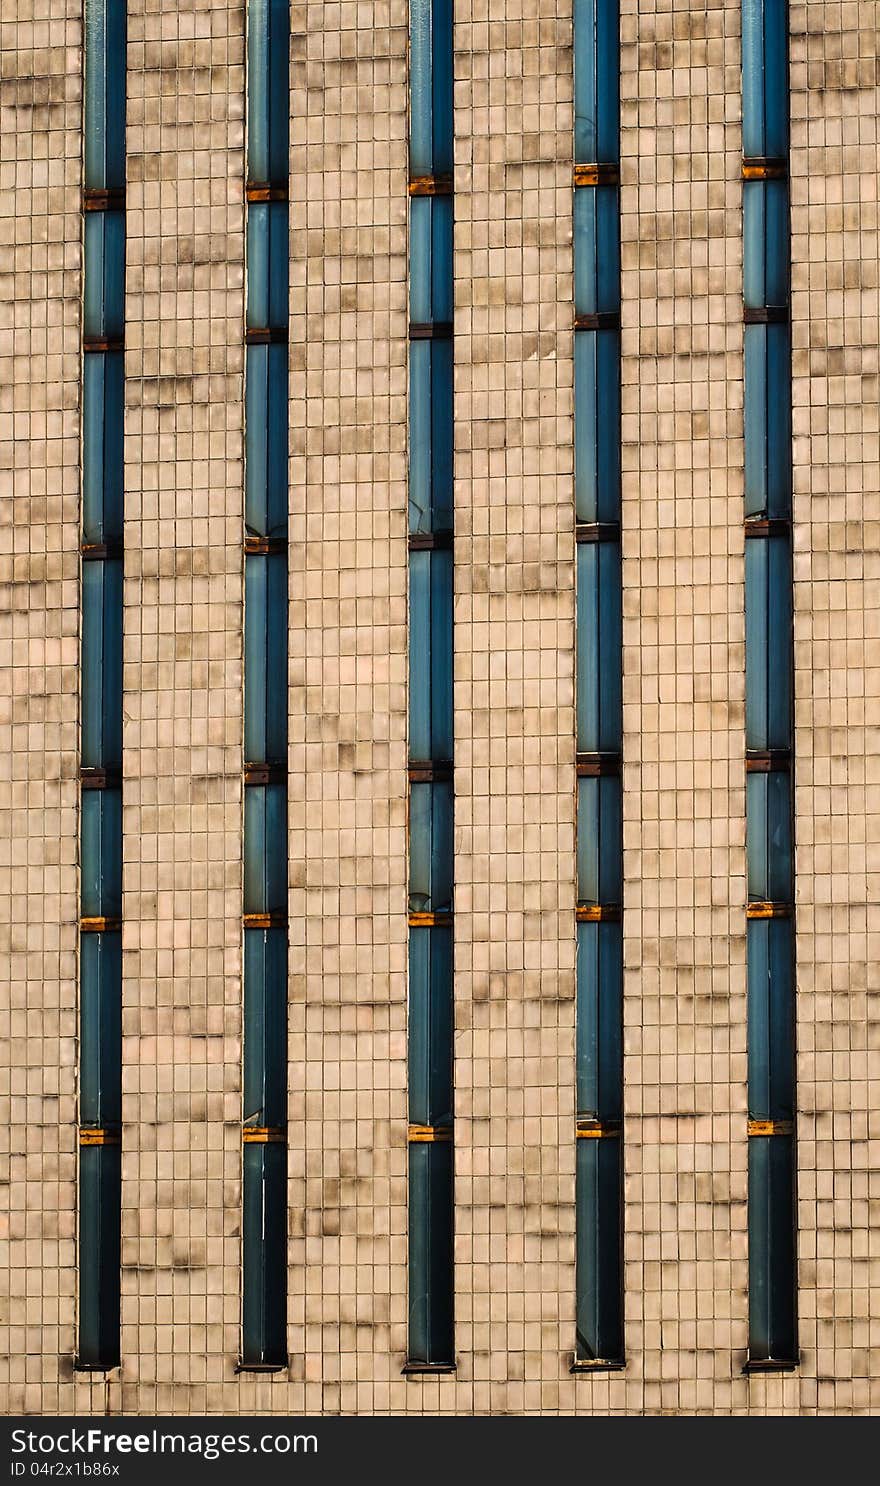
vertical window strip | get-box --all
[77,0,126,1371]
[240,0,289,1371]
[572,0,624,1370]
[405,0,455,1373]
[742,0,798,1369]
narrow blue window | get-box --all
[409,782,454,914]
[242,1140,288,1366]
[409,341,454,536]
[748,1134,796,1362]
[247,0,289,186]
[744,535,792,753]
[573,0,624,1370]
[82,353,124,543]
[575,1136,622,1364]
[79,2,126,1371]
[573,188,619,315]
[79,932,122,1129]
[243,929,288,1130]
[743,0,797,1369]
[81,559,123,770]
[408,1139,454,1366]
[574,331,620,525]
[243,785,288,916]
[78,1141,122,1369]
[408,928,454,1129]
[407,0,455,1372]
[741,0,788,160]
[743,324,791,519]
[83,0,126,190]
[409,0,453,177]
[81,788,122,920]
[576,541,622,756]
[244,553,288,765]
[747,918,795,1122]
[746,770,793,905]
[577,776,622,908]
[241,0,289,1371]
[743,182,789,310]
[573,0,620,165]
[245,345,289,538]
[576,922,622,1123]
[83,212,125,342]
[408,549,453,764]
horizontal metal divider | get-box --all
[409,322,453,340]
[744,306,789,325]
[242,1126,286,1144]
[409,174,453,196]
[408,1125,453,1144]
[575,904,621,923]
[246,182,288,202]
[408,530,453,551]
[575,311,620,331]
[82,188,125,211]
[748,1120,794,1137]
[245,327,287,345]
[83,337,124,353]
[742,157,788,180]
[79,1128,121,1146]
[573,163,619,187]
[576,752,621,777]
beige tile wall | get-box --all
[0,1,82,1415]
[0,0,877,1415]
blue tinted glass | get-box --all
[83,211,125,341]
[408,1139,454,1364]
[83,0,126,191]
[81,788,122,920]
[243,784,288,915]
[748,1134,796,1362]
[746,769,792,904]
[82,352,124,544]
[245,344,288,537]
[577,774,622,907]
[408,926,453,1128]
[409,195,454,324]
[244,553,288,764]
[241,1140,287,1365]
[409,550,453,762]
[247,201,288,331]
[744,535,792,752]
[78,1140,121,1367]
[243,928,287,1128]
[747,916,794,1122]
[409,780,453,913]
[743,180,789,309]
[575,1135,623,1362]
[247,0,289,184]
[574,0,620,164]
[79,930,122,1127]
[574,329,620,524]
[576,920,623,1122]
[576,540,622,754]
[81,558,123,770]
[574,187,619,316]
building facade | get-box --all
[1,0,879,1414]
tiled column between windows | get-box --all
[0,0,83,1417]
[120,0,246,1411]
